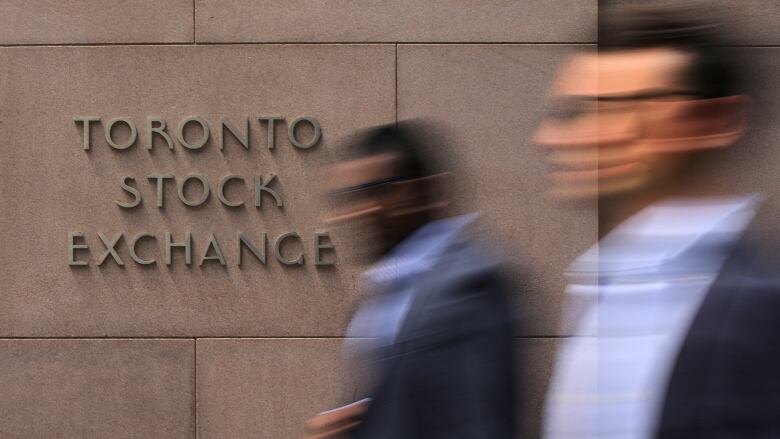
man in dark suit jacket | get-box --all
[657,239,780,437]
[534,6,780,439]
[307,122,519,438]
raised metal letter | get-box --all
[68,232,89,266]
[97,232,124,266]
[220,118,249,151]
[254,174,283,208]
[314,232,335,266]
[178,174,210,207]
[147,174,174,208]
[217,175,244,207]
[74,117,100,151]
[258,116,284,149]
[129,233,156,265]
[274,232,304,265]
[105,118,137,150]
[147,118,174,150]
[177,117,210,150]
[116,176,141,208]
[238,232,266,265]
[165,232,192,265]
[200,233,226,266]
[287,116,321,149]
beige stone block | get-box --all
[397,44,598,336]
[0,339,194,438]
[196,338,359,439]
[0,0,193,44]
[0,44,395,336]
[196,337,557,439]
[195,0,596,43]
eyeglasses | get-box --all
[544,91,706,121]
[327,175,413,206]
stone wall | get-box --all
[1,1,777,438]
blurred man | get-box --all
[307,122,519,438]
[535,7,780,439]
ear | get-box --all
[644,95,750,153]
[695,94,750,149]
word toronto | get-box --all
[74,115,322,151]
[69,115,335,268]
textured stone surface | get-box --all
[397,44,598,336]
[196,337,558,439]
[0,0,194,44]
[5,2,779,438]
[195,0,596,43]
[0,44,394,336]
[196,338,359,439]
[0,339,194,438]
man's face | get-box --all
[534,47,745,199]
[325,152,428,262]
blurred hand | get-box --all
[304,399,370,439]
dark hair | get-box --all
[599,4,741,98]
[347,121,439,180]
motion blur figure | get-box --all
[535,5,780,439]
[307,122,518,438]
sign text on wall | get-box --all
[68,116,335,268]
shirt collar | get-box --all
[568,195,762,276]
[364,213,479,287]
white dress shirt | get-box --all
[543,195,760,439]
